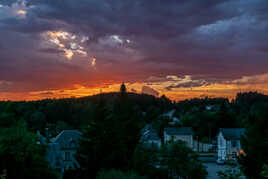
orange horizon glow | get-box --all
[1,80,268,102]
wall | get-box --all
[164,132,193,148]
[217,132,227,160]
[193,140,213,152]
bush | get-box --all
[97,169,147,179]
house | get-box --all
[140,124,161,148]
[217,128,245,161]
[49,130,81,172]
[37,130,81,175]
[164,127,194,148]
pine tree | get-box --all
[120,82,127,97]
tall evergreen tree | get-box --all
[238,103,268,179]
[120,82,127,97]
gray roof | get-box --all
[50,130,81,149]
[220,128,245,140]
[164,127,193,135]
[140,124,161,141]
[51,130,81,143]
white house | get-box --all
[140,124,161,148]
[164,127,194,148]
[217,128,245,161]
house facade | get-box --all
[164,127,194,148]
[217,128,245,161]
[140,124,161,148]
[38,130,81,176]
[49,130,81,172]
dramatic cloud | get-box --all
[0,0,268,100]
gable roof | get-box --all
[220,128,245,140]
[164,127,193,135]
[162,109,176,118]
[140,124,161,141]
[36,131,47,144]
[50,130,81,144]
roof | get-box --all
[162,109,176,118]
[164,127,193,135]
[50,130,81,144]
[219,128,245,140]
[36,131,47,144]
[140,124,161,141]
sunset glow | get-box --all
[1,0,268,101]
[16,10,27,15]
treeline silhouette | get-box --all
[0,91,267,179]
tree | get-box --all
[132,144,160,178]
[238,103,268,179]
[29,111,46,131]
[161,141,207,179]
[76,98,143,178]
[97,169,147,179]
[217,162,243,179]
[261,164,268,178]
[120,82,127,97]
[0,120,58,179]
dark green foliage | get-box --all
[217,162,243,179]
[0,91,268,178]
[161,141,207,179]
[238,103,268,179]
[132,144,161,178]
[76,97,145,178]
[133,141,207,179]
[0,121,58,179]
[97,169,147,179]
[261,164,268,178]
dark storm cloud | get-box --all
[37,91,54,96]
[25,0,235,38]
[0,0,268,94]
[39,48,64,54]
[166,81,211,91]
[1,17,55,34]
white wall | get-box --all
[217,132,227,160]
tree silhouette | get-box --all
[120,82,127,97]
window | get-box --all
[65,152,71,161]
[231,141,237,147]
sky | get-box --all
[0,0,268,101]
